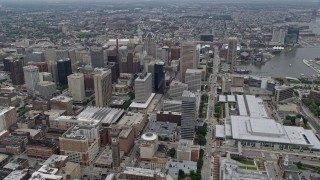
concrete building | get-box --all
[177,139,200,162]
[25,140,59,159]
[93,68,113,107]
[0,93,18,106]
[162,100,182,112]
[36,81,56,98]
[140,133,158,160]
[135,73,152,103]
[50,95,73,115]
[271,28,286,45]
[68,73,85,102]
[90,47,105,68]
[110,128,121,169]
[117,112,147,137]
[9,59,25,85]
[180,42,200,82]
[181,91,197,140]
[185,69,202,92]
[156,111,182,125]
[94,146,124,168]
[57,58,72,85]
[59,125,100,166]
[144,32,157,58]
[121,167,166,180]
[23,65,39,95]
[0,107,17,132]
[226,37,237,66]
[27,61,48,72]
[275,86,294,102]
[149,121,177,141]
[169,81,188,97]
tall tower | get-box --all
[57,58,72,85]
[135,72,152,103]
[23,65,40,96]
[9,59,25,85]
[144,32,157,58]
[154,61,165,94]
[180,42,199,83]
[180,91,197,140]
[93,68,112,107]
[68,73,85,102]
[90,47,105,68]
[227,37,238,73]
[111,128,121,169]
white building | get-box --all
[185,69,202,92]
[140,133,158,160]
[134,73,152,103]
[68,73,85,102]
[169,81,188,97]
[23,65,39,95]
[162,100,182,112]
[93,68,112,107]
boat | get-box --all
[289,64,292,67]
[303,59,311,67]
[300,73,305,77]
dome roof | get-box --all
[141,132,157,141]
[145,32,155,39]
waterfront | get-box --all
[240,48,320,79]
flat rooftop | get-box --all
[77,106,124,124]
[149,121,177,136]
[130,93,155,109]
[3,170,28,180]
[230,116,320,149]
[50,95,72,103]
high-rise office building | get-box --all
[180,91,196,140]
[93,68,112,107]
[9,59,25,85]
[23,65,39,95]
[161,46,169,64]
[287,27,299,44]
[106,46,120,83]
[44,48,58,82]
[271,28,286,45]
[169,81,188,97]
[144,32,157,58]
[154,61,165,94]
[111,129,121,169]
[57,58,72,85]
[185,69,202,92]
[68,73,85,102]
[227,37,238,65]
[90,47,105,68]
[180,42,200,82]
[135,73,152,103]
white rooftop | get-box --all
[218,95,226,103]
[3,170,28,180]
[236,95,247,116]
[227,95,236,102]
[77,106,124,124]
[216,125,225,138]
[230,116,320,149]
[130,93,155,109]
[50,95,72,103]
[245,95,268,118]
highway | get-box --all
[201,46,220,180]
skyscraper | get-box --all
[271,28,286,45]
[9,59,25,85]
[44,48,58,82]
[93,68,112,107]
[144,32,157,58]
[135,72,152,103]
[90,47,105,68]
[287,27,299,44]
[154,61,165,94]
[185,69,202,92]
[180,42,200,82]
[57,58,72,85]
[181,91,197,140]
[68,73,85,102]
[227,37,238,66]
[111,128,121,169]
[23,65,40,95]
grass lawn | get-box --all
[231,157,255,165]
[239,166,257,170]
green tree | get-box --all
[178,169,185,180]
[168,148,176,158]
[198,135,207,146]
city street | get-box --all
[201,46,220,180]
